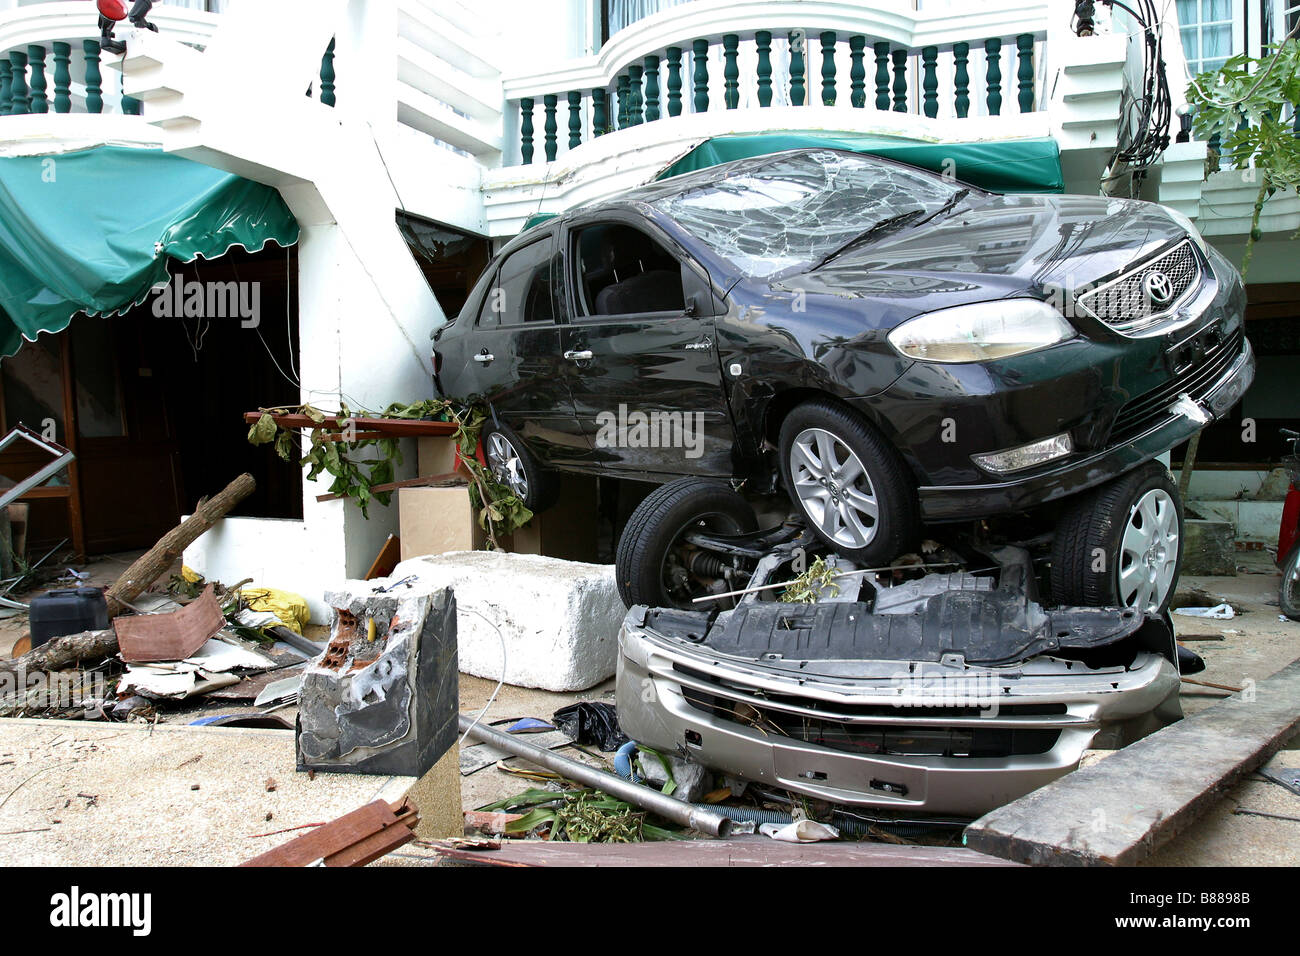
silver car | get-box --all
[616,550,1183,818]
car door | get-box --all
[559,215,736,477]
[465,231,588,465]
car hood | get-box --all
[778,194,1190,309]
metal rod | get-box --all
[457,714,733,838]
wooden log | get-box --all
[0,628,116,677]
[104,473,255,618]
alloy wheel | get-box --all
[485,431,529,500]
[789,427,879,549]
[1117,488,1180,613]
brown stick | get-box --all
[104,473,256,618]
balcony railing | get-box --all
[503,0,1051,166]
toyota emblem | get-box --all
[1143,271,1175,307]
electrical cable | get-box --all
[456,605,508,749]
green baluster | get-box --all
[891,49,907,112]
[873,42,890,110]
[9,52,29,115]
[755,31,773,107]
[820,32,836,106]
[644,55,660,121]
[83,40,102,114]
[922,46,938,118]
[692,39,709,113]
[723,34,739,109]
[27,46,47,114]
[122,89,142,115]
[617,74,630,128]
[520,97,534,164]
[592,87,608,136]
[1016,34,1034,112]
[849,36,866,108]
[789,31,806,106]
[665,46,683,116]
[953,42,970,118]
[0,62,10,116]
[568,90,582,148]
[320,37,337,107]
[52,43,70,113]
[627,64,642,126]
[985,38,1002,116]
[543,93,558,160]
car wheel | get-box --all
[1280,546,1300,622]
[777,399,919,564]
[481,420,558,513]
[1050,461,1184,615]
[615,478,758,609]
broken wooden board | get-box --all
[423,836,1021,867]
[241,798,419,867]
[965,656,1300,867]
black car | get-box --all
[433,148,1254,614]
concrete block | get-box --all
[1182,519,1236,575]
[391,551,623,692]
[297,586,459,777]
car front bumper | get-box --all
[617,611,1181,817]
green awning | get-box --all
[0,146,300,357]
[658,132,1065,195]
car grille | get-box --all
[671,664,1070,759]
[1077,240,1201,334]
[1110,326,1244,443]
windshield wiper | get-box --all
[809,209,926,271]
[909,188,971,230]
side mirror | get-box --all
[680,263,722,318]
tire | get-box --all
[777,398,919,565]
[1050,461,1184,616]
[1281,546,1300,622]
[481,419,559,513]
[615,478,758,609]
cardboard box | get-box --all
[399,486,490,559]
[417,437,462,479]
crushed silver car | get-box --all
[616,539,1183,817]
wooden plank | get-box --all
[365,534,402,580]
[242,800,417,867]
[965,656,1300,867]
[424,836,1022,867]
[113,584,225,662]
[243,412,459,438]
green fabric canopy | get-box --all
[657,132,1065,195]
[0,146,300,357]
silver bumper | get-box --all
[616,615,1180,817]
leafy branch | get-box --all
[246,399,532,548]
[1186,38,1300,276]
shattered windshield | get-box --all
[653,151,967,279]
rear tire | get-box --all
[777,398,919,565]
[481,419,559,514]
[1050,462,1184,616]
[1280,546,1300,622]
[615,478,758,609]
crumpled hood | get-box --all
[778,194,1190,312]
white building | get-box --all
[0,0,1294,617]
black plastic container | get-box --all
[29,588,110,648]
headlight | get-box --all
[1162,207,1209,257]
[887,299,1075,363]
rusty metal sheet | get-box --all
[241,799,420,867]
[114,585,226,663]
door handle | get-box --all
[564,349,593,361]
[473,351,495,364]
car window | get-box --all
[650,150,968,279]
[478,236,561,328]
[571,222,686,318]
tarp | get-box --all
[0,146,301,357]
[657,132,1065,195]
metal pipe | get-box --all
[457,714,733,838]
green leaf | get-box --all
[248,412,277,446]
